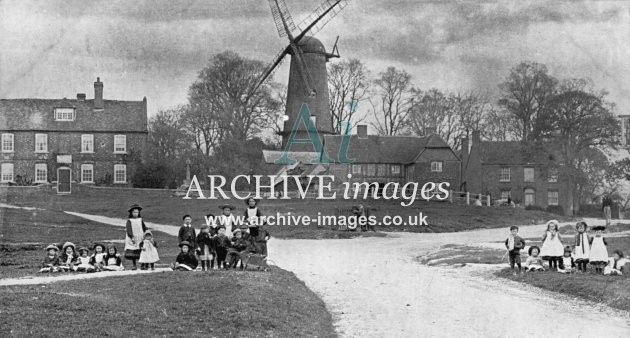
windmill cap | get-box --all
[296,36,326,54]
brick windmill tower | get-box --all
[252,0,348,151]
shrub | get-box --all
[546,205,565,215]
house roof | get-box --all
[0,98,147,132]
[479,141,551,165]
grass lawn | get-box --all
[417,229,630,312]
[0,269,336,337]
[3,188,569,238]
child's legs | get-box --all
[508,252,515,269]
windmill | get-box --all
[253,0,349,150]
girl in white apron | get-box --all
[539,220,564,270]
[218,204,237,239]
[124,204,147,270]
[589,226,609,273]
[138,230,159,270]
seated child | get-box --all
[557,246,575,274]
[504,225,526,275]
[102,245,125,271]
[604,250,627,276]
[171,241,198,271]
[89,243,106,272]
[58,242,79,272]
[75,247,95,272]
[139,230,159,270]
[524,246,545,272]
[39,244,61,273]
[196,225,217,271]
[227,229,251,269]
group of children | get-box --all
[39,242,124,273]
[505,220,627,275]
[172,199,271,271]
[40,198,271,273]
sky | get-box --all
[1,0,629,118]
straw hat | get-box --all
[128,204,143,212]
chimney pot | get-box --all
[77,93,86,101]
[94,77,103,110]
[357,124,368,138]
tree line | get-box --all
[135,51,628,214]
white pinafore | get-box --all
[574,232,590,261]
[124,218,144,251]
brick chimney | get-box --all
[461,137,469,164]
[472,130,481,147]
[94,77,103,110]
[76,93,86,101]
[357,124,368,139]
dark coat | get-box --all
[59,253,79,266]
[103,253,123,266]
[178,225,197,248]
[41,255,60,268]
[504,235,526,252]
[250,226,271,243]
[175,252,198,269]
[215,234,231,248]
[229,237,251,253]
[196,232,217,252]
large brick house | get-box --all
[0,78,148,191]
[263,125,460,193]
[461,131,570,214]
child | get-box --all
[75,247,95,272]
[217,204,237,239]
[102,245,125,271]
[227,229,251,269]
[215,226,230,269]
[573,222,591,272]
[244,197,264,226]
[539,220,564,270]
[39,244,61,273]
[589,226,609,274]
[558,246,575,274]
[59,242,79,272]
[196,225,216,271]
[604,250,627,276]
[504,225,526,275]
[171,241,198,271]
[124,204,147,271]
[89,243,106,272]
[524,246,545,272]
[139,230,159,270]
[178,215,197,249]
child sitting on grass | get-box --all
[39,244,61,273]
[589,226,609,274]
[102,245,125,271]
[59,242,79,272]
[89,243,106,272]
[505,226,526,275]
[524,246,545,272]
[557,246,575,274]
[171,241,198,271]
[75,247,95,273]
[227,229,251,269]
[139,230,159,270]
[604,250,627,276]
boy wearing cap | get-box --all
[178,215,197,250]
[172,241,198,271]
[39,244,61,273]
[504,226,526,275]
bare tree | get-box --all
[328,58,370,133]
[371,67,413,135]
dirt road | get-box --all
[12,211,630,337]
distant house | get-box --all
[461,131,569,214]
[0,78,148,191]
[263,125,461,193]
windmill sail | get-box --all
[268,0,297,38]
[251,46,290,96]
[296,0,348,38]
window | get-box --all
[377,164,387,176]
[524,188,535,206]
[81,134,94,153]
[54,108,75,121]
[81,164,94,183]
[114,164,126,183]
[1,163,14,182]
[35,134,48,153]
[548,191,559,206]
[431,161,443,172]
[548,168,558,183]
[367,164,376,176]
[1,134,14,152]
[351,164,362,174]
[500,168,510,182]
[500,190,511,200]
[34,163,47,183]
[114,135,126,153]
[524,168,534,182]
[391,165,401,175]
